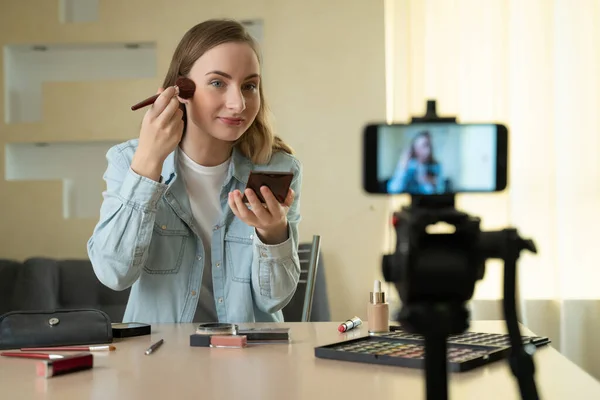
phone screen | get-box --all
[363,122,508,194]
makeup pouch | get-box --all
[0,308,113,350]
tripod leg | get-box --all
[503,252,540,400]
[424,332,448,400]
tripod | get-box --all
[381,101,540,400]
[384,199,539,400]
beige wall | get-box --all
[0,0,387,321]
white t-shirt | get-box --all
[177,147,230,322]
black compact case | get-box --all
[190,334,212,347]
[189,327,291,347]
[238,327,290,342]
[112,322,151,338]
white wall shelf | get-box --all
[3,42,156,124]
[59,0,99,23]
[1,17,263,222]
[5,141,121,219]
[242,19,264,47]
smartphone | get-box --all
[242,171,294,203]
[363,122,508,194]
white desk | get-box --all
[1,321,599,399]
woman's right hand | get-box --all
[131,86,184,182]
[396,148,411,171]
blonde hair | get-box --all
[161,19,293,164]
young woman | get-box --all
[87,19,302,324]
[387,130,443,194]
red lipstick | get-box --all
[338,316,363,333]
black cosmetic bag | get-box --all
[0,308,113,350]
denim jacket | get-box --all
[87,139,302,324]
[387,159,444,194]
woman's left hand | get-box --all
[228,186,294,245]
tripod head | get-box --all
[382,194,481,336]
[382,194,536,335]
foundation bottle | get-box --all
[367,279,389,333]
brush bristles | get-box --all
[130,76,196,111]
[175,77,195,100]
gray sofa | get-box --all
[0,258,130,322]
[0,253,330,323]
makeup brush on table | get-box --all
[20,345,116,352]
[131,76,196,111]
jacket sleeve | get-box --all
[87,145,167,291]
[387,161,410,193]
[250,160,303,314]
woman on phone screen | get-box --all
[387,131,443,194]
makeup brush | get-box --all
[21,345,116,352]
[131,77,195,111]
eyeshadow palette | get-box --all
[314,328,551,372]
[383,326,551,349]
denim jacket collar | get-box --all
[163,145,253,186]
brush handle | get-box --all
[1,352,54,359]
[22,347,84,352]
[131,93,160,111]
[21,346,113,352]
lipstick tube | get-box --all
[37,353,94,378]
[338,316,362,333]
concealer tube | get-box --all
[367,279,389,333]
